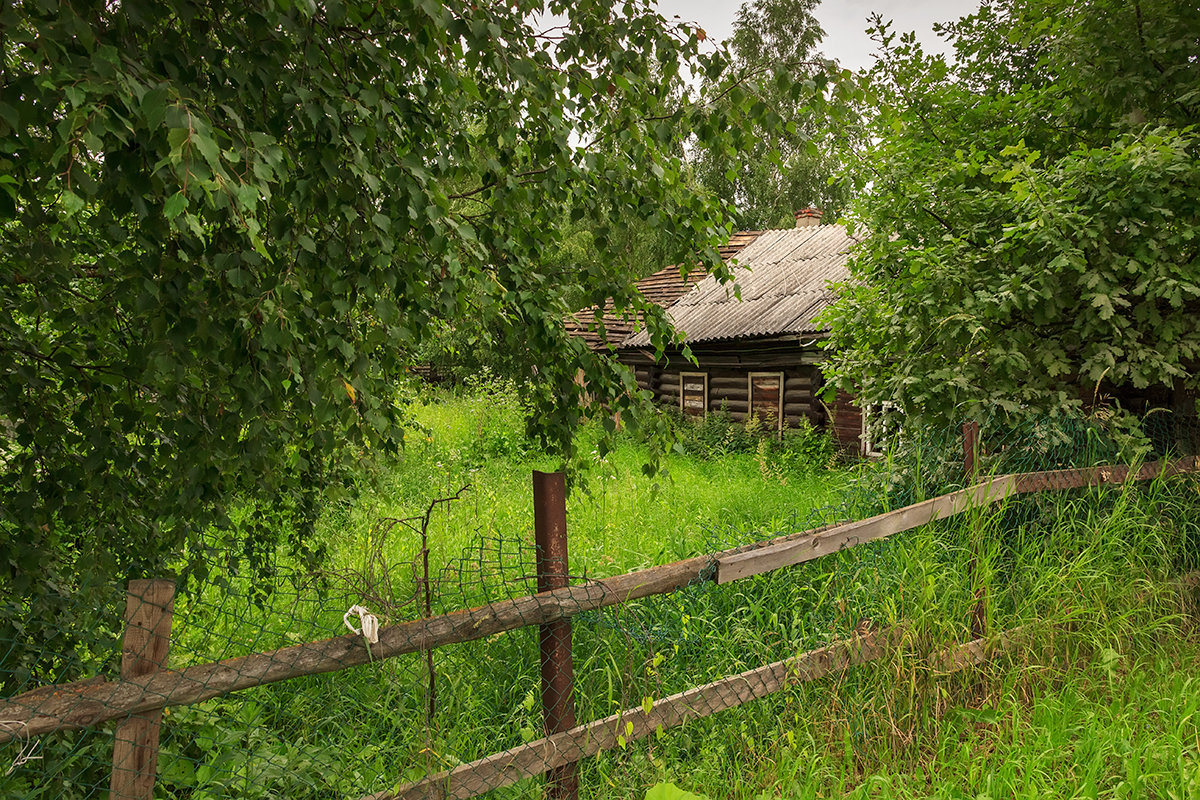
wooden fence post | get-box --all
[110,578,175,800]
[963,420,979,483]
[532,471,579,800]
[963,422,987,638]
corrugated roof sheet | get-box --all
[623,224,855,347]
[565,231,764,350]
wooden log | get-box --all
[716,476,1020,583]
[366,627,904,800]
[783,402,813,416]
[783,390,813,403]
[532,472,579,800]
[110,579,175,800]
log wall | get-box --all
[830,390,863,453]
[624,342,826,430]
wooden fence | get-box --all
[2,450,1197,800]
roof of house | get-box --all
[565,230,764,350]
[623,224,855,347]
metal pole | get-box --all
[532,471,579,800]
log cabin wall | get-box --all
[624,341,827,430]
[830,390,864,453]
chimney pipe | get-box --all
[794,208,822,228]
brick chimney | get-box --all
[794,207,822,228]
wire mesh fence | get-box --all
[3,411,1199,799]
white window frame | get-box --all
[861,401,898,457]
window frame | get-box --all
[679,371,709,418]
[747,371,785,434]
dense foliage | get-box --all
[0,0,808,678]
[822,0,1200,434]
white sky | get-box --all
[655,0,981,71]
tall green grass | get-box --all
[7,383,1200,800]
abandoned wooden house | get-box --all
[569,209,868,452]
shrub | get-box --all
[673,406,835,473]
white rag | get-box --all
[343,605,380,644]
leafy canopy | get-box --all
[821,0,1200,434]
[0,0,796,662]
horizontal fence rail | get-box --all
[375,621,1043,800]
[2,455,1197,749]
[716,456,1200,583]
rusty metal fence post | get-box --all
[110,578,175,800]
[532,471,579,800]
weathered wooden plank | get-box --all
[716,476,1019,584]
[0,560,700,741]
[366,627,904,800]
[110,580,175,800]
[716,457,1200,585]
[1012,456,1199,493]
[930,625,1032,674]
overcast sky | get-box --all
[655,0,981,71]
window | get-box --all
[680,372,708,417]
[748,372,784,433]
[861,401,898,457]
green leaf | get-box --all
[164,192,188,219]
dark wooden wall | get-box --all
[830,391,863,453]
[624,340,827,429]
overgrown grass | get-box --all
[583,475,1200,800]
[317,383,846,585]
[7,383,1200,800]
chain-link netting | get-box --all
[3,411,1199,799]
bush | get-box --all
[672,406,835,473]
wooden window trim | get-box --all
[747,371,785,434]
[680,372,708,417]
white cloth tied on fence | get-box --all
[342,605,380,645]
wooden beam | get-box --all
[365,627,905,800]
[110,579,175,800]
[716,476,1018,584]
[369,621,1034,800]
[716,456,1200,585]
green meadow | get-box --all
[9,381,1200,799]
